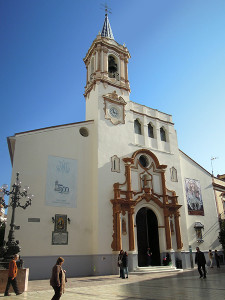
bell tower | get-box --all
[83,13,131,121]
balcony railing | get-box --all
[108,72,119,81]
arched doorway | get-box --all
[136,207,161,266]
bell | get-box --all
[108,56,117,73]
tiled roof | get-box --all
[101,14,114,39]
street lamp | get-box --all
[0,172,33,260]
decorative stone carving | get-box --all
[103,91,126,125]
[111,149,183,252]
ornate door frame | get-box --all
[111,149,183,252]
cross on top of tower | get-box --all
[101,3,112,15]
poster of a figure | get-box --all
[185,178,204,215]
[46,155,77,207]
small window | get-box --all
[79,127,89,137]
[111,155,120,172]
[160,127,166,142]
[148,123,154,138]
[134,119,142,135]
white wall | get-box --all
[179,151,221,251]
[6,121,97,256]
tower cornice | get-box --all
[83,36,131,66]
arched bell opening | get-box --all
[108,55,119,80]
[136,207,161,267]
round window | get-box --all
[79,127,89,137]
[139,155,149,168]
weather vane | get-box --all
[101,2,112,15]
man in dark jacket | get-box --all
[195,247,206,278]
[118,250,124,278]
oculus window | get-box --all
[79,127,89,137]
[139,155,149,168]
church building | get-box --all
[5,13,222,280]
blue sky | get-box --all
[1,0,225,194]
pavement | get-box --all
[1,266,225,299]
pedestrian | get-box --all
[123,251,129,279]
[163,252,171,266]
[4,254,22,296]
[118,250,124,278]
[208,250,213,268]
[147,248,152,266]
[50,257,67,300]
[195,247,206,279]
[214,250,220,268]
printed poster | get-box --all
[46,155,77,207]
[185,178,204,215]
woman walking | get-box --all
[50,257,66,300]
[208,250,213,268]
[123,251,129,279]
[118,250,124,278]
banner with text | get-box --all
[46,155,77,208]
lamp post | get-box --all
[0,172,33,260]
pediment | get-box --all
[102,91,127,105]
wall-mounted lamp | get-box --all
[52,217,55,223]
[67,218,71,224]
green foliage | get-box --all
[0,222,6,246]
[218,220,225,252]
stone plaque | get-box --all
[28,218,40,222]
[52,232,68,245]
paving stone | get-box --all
[0,267,225,299]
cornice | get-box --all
[84,78,130,98]
[212,182,225,191]
[7,137,15,166]
[130,109,174,125]
[84,37,131,64]
[14,120,94,136]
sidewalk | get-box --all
[1,266,225,299]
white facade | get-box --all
[4,15,221,279]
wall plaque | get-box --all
[52,232,68,245]
[28,218,40,222]
[55,214,67,232]
[52,214,68,245]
